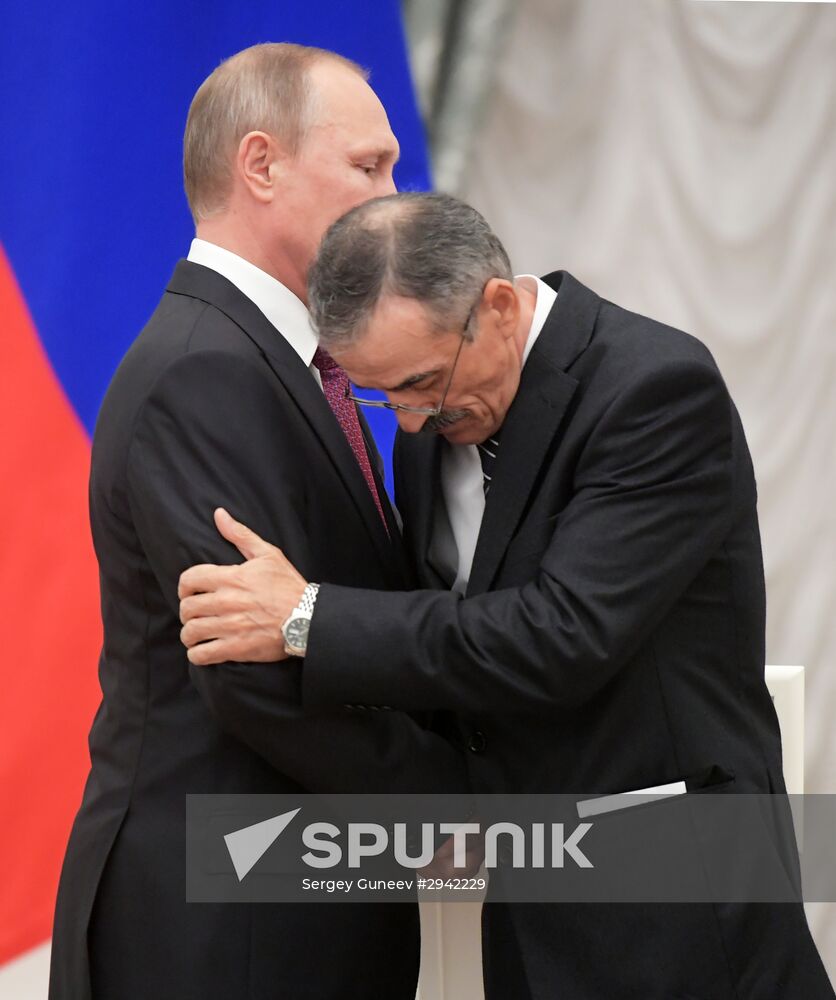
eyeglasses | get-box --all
[344,302,476,416]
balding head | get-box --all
[309,192,513,349]
[309,194,537,444]
[183,43,367,223]
[307,193,529,447]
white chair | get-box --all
[764,664,805,795]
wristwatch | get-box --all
[281,583,320,657]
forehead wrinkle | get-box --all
[339,296,447,389]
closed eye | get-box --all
[386,371,439,393]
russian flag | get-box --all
[0,1,428,966]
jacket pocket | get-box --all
[576,764,736,820]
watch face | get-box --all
[285,617,311,648]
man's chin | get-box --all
[439,422,481,445]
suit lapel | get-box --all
[466,362,578,595]
[166,260,393,567]
[396,431,447,587]
[467,271,601,596]
[356,409,414,582]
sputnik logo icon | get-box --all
[224,808,301,881]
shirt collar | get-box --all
[187,238,318,367]
[515,273,558,367]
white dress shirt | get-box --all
[432,275,559,594]
[187,238,323,389]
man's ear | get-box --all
[483,277,520,340]
[236,131,289,204]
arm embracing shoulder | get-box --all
[304,359,736,714]
[127,349,468,792]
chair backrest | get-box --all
[765,664,805,794]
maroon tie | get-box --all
[313,347,388,531]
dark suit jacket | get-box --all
[303,272,833,999]
[48,260,469,1000]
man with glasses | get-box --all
[179,192,834,998]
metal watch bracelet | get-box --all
[297,582,320,616]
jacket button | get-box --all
[468,731,487,753]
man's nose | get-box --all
[395,409,428,434]
[377,170,397,197]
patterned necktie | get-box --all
[312,348,388,531]
[477,431,501,495]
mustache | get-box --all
[421,408,470,433]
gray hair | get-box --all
[183,43,367,224]
[308,192,514,348]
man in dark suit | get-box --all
[180,192,834,998]
[49,49,470,1000]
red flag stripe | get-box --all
[0,244,102,964]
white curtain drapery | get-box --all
[461,0,836,976]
